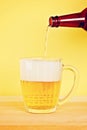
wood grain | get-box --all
[0,97,87,130]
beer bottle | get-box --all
[49,8,87,31]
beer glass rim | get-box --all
[20,57,61,62]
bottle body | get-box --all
[49,8,87,30]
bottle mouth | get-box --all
[49,17,53,26]
[49,16,59,27]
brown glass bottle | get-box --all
[49,8,87,31]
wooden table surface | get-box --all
[0,96,87,130]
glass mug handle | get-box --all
[58,64,79,105]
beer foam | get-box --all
[20,59,62,81]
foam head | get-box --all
[20,59,62,82]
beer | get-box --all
[44,26,49,57]
[21,80,61,110]
[20,59,62,113]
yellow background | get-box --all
[0,0,87,96]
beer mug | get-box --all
[20,58,78,113]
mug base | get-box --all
[25,106,56,113]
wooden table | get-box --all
[0,96,87,130]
